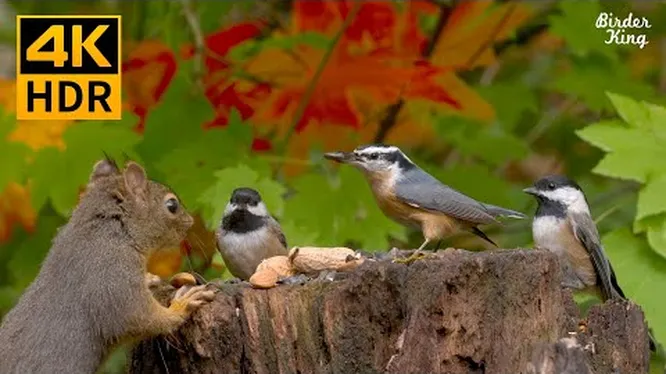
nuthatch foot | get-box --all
[524,175,656,351]
[324,144,526,253]
[216,187,288,281]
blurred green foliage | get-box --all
[0,0,665,373]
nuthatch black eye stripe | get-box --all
[324,144,526,252]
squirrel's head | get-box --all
[79,158,194,254]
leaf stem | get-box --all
[373,1,454,143]
[178,0,205,88]
[465,2,517,69]
[525,97,577,144]
[278,0,362,154]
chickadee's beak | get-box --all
[522,187,539,196]
[324,151,357,164]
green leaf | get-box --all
[154,109,254,209]
[606,92,652,131]
[435,116,529,166]
[548,0,616,58]
[637,175,666,220]
[197,1,240,32]
[137,62,216,170]
[576,110,666,183]
[646,217,666,260]
[602,228,666,347]
[0,109,30,192]
[229,32,331,62]
[477,83,538,130]
[197,164,286,231]
[280,220,319,248]
[30,118,142,216]
[297,32,331,49]
[284,168,406,250]
[0,287,20,314]
[549,55,656,112]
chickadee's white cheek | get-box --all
[247,203,269,217]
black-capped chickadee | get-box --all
[524,175,656,351]
[215,188,288,280]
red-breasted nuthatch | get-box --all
[523,175,656,351]
[324,144,526,251]
[216,187,288,280]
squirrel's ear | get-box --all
[90,159,119,183]
[123,162,147,198]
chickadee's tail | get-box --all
[483,203,527,219]
[648,329,657,353]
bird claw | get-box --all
[392,250,432,264]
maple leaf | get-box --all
[182,22,274,128]
[0,79,73,150]
[122,40,178,131]
[431,1,533,69]
[0,183,36,243]
[245,36,460,133]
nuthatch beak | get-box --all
[323,151,359,164]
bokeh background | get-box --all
[0,0,665,372]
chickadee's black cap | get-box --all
[532,175,582,192]
[230,187,262,206]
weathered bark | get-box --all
[130,249,651,374]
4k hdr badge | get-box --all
[16,16,121,120]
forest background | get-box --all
[0,0,665,372]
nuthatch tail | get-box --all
[216,188,288,280]
[524,175,656,351]
[324,144,525,251]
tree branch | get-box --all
[374,2,454,143]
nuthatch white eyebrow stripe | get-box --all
[324,144,526,252]
[215,187,288,281]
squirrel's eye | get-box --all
[165,197,179,214]
[548,183,555,190]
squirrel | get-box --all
[0,158,216,374]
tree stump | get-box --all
[130,249,651,374]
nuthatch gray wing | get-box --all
[216,187,288,280]
[324,144,526,251]
[523,175,656,351]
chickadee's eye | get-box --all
[548,183,555,190]
[164,195,179,214]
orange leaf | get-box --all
[247,42,460,134]
[0,79,73,150]
[0,183,36,243]
[431,1,533,69]
[122,40,178,130]
[147,248,183,278]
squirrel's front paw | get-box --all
[145,273,163,288]
[168,285,216,318]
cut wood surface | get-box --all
[130,249,651,374]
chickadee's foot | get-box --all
[392,250,433,264]
[315,270,338,282]
[225,277,243,284]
